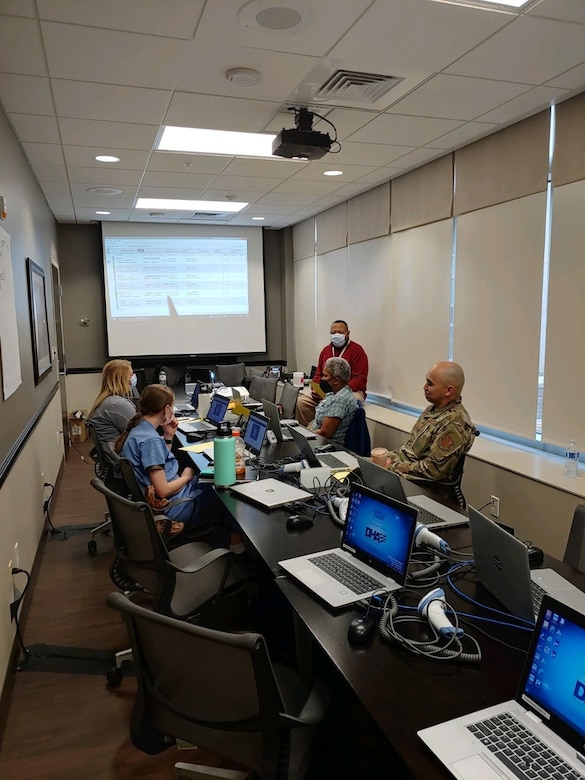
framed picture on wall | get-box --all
[26,257,52,384]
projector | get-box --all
[272,128,332,161]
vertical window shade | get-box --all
[552,92,585,187]
[542,180,585,447]
[453,194,546,438]
[292,217,315,260]
[454,112,549,216]
[293,255,316,373]
[386,221,453,407]
[315,247,349,339]
[315,202,348,255]
[347,182,390,244]
[391,155,453,233]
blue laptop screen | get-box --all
[522,604,585,739]
[342,487,416,583]
[243,412,268,455]
[207,394,229,424]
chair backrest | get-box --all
[106,591,308,778]
[279,382,300,419]
[564,504,585,573]
[249,375,277,403]
[215,362,247,387]
[86,420,127,495]
[118,457,145,502]
[343,401,371,457]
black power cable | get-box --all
[11,567,31,670]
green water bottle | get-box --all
[214,421,236,488]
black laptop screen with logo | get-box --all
[243,411,269,455]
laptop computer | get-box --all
[357,455,467,530]
[286,423,359,472]
[278,482,418,608]
[242,410,269,456]
[261,399,316,441]
[177,393,229,433]
[173,384,199,413]
[229,477,312,509]
[469,506,585,622]
[419,594,585,780]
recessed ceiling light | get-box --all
[95,155,120,163]
[323,170,343,176]
[251,216,265,221]
[135,198,248,213]
[95,210,111,215]
[157,126,275,158]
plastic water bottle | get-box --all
[185,369,191,385]
[564,440,579,478]
[214,422,236,488]
[233,429,246,479]
[158,367,167,386]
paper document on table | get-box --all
[180,442,214,458]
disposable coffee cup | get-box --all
[371,447,389,466]
[293,372,304,387]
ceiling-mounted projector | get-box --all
[272,107,332,161]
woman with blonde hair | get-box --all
[116,384,243,545]
[88,359,135,443]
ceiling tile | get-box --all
[9,114,60,144]
[424,121,497,150]
[148,152,231,174]
[67,166,143,186]
[546,62,585,89]
[31,162,68,182]
[2,1,36,16]
[477,85,566,123]
[22,141,64,165]
[328,140,417,166]
[164,92,280,132]
[0,75,55,115]
[348,114,463,147]
[0,16,47,76]
[288,163,378,182]
[51,80,171,124]
[384,146,445,170]
[63,145,150,169]
[219,157,304,177]
[528,0,585,24]
[140,171,217,189]
[59,118,159,150]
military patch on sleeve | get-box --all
[438,434,455,451]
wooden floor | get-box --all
[0,440,247,780]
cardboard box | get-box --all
[69,411,89,443]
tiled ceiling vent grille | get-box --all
[188,212,234,221]
[314,70,404,104]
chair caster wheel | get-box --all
[88,540,97,555]
[106,667,123,686]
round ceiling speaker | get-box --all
[86,187,123,195]
[238,1,315,36]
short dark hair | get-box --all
[331,319,348,330]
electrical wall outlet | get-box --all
[490,495,500,518]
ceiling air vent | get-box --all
[186,212,234,222]
[314,70,404,104]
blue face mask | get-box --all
[130,373,137,387]
[330,333,347,349]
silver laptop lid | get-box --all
[357,455,408,502]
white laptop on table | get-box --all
[278,482,418,608]
[469,506,585,622]
[178,393,229,433]
[229,478,312,510]
[357,455,467,531]
[419,594,585,780]
[286,423,359,472]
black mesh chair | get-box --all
[409,437,477,511]
[249,375,278,404]
[106,591,329,780]
[279,382,300,419]
[563,505,585,573]
[215,362,247,387]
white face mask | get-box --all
[162,405,174,426]
[129,373,137,387]
[330,333,347,349]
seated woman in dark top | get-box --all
[88,359,136,443]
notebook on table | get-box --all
[469,506,585,622]
[178,393,229,433]
[278,482,418,608]
[261,399,316,441]
[229,478,312,509]
[357,455,467,530]
[286,424,359,472]
[419,594,585,780]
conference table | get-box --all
[180,431,585,779]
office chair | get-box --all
[408,431,479,511]
[343,401,371,457]
[247,366,266,379]
[249,375,278,404]
[563,504,585,573]
[279,382,300,419]
[215,362,247,387]
[106,591,330,780]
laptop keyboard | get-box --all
[309,552,386,594]
[530,580,546,618]
[318,452,349,469]
[467,712,583,780]
[412,505,442,527]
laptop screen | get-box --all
[207,393,229,424]
[518,595,585,747]
[243,411,269,455]
[341,484,418,585]
[357,455,408,502]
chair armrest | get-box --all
[166,547,233,574]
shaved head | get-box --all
[424,361,465,408]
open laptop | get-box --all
[286,423,359,472]
[177,393,229,433]
[469,506,585,623]
[229,477,312,510]
[173,384,199,413]
[242,410,269,456]
[357,455,467,530]
[261,399,316,441]
[419,594,585,780]
[278,482,418,608]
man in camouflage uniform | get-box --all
[384,361,477,481]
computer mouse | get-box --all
[286,514,314,531]
[347,616,377,645]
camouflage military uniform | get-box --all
[386,398,476,481]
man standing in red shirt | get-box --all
[295,319,369,427]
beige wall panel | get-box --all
[552,92,585,187]
[293,255,316,374]
[347,182,390,245]
[392,155,453,232]
[292,217,315,260]
[316,202,347,255]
